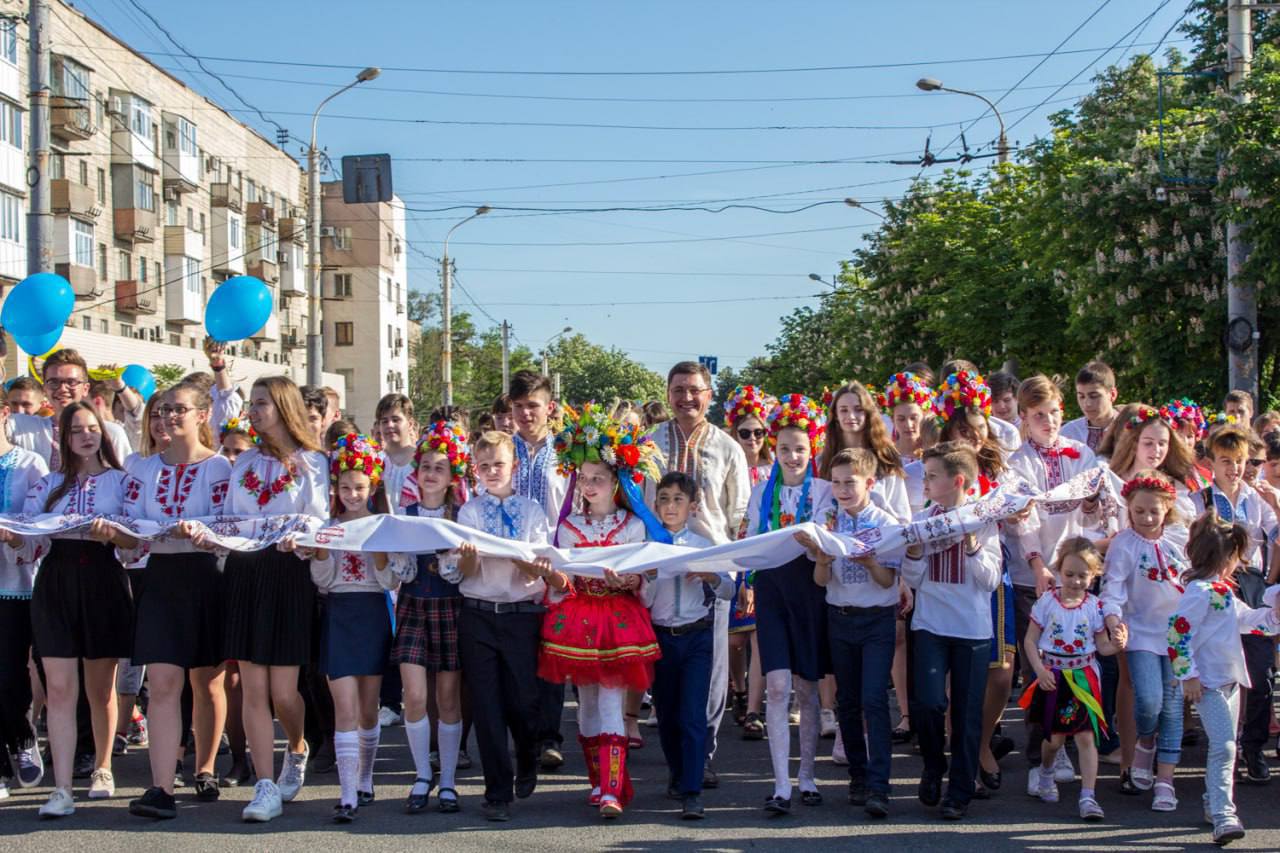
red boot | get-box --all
[597,733,633,818]
[579,734,601,805]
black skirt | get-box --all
[31,539,133,660]
[320,591,391,679]
[753,553,831,682]
[132,552,224,669]
[223,548,314,666]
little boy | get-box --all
[901,442,1002,821]
[809,448,901,819]
[642,472,732,820]
[374,393,419,513]
[444,430,556,822]
[1061,361,1118,452]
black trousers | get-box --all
[0,599,36,763]
[458,606,541,803]
[535,678,565,749]
[1240,635,1274,754]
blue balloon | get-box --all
[1,273,75,336]
[12,326,62,357]
[121,364,157,402]
[205,276,272,343]
[136,375,157,402]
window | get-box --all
[387,324,393,348]
[138,257,147,282]
[334,227,352,250]
[257,228,277,261]
[186,207,194,230]
[118,250,131,279]
[335,321,354,346]
[0,20,16,66]
[395,281,401,305]
[333,273,352,298]
[135,175,154,211]
[169,334,180,347]
[119,323,134,339]
[178,117,197,156]
[0,101,23,149]
[154,261,162,286]
[97,243,107,280]
[82,316,92,332]
[129,96,152,140]
[336,368,355,395]
[51,153,64,180]
[229,215,241,250]
[79,159,88,186]
[97,168,106,203]
[73,220,93,267]
[99,318,108,334]
[246,180,257,203]
[184,257,201,296]
[53,57,90,101]
[0,191,21,243]
[386,277,392,301]
[199,212,206,244]
[166,199,177,226]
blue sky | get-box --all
[73,0,1193,375]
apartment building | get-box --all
[0,0,342,398]
[320,181,409,422]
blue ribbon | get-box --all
[619,473,672,545]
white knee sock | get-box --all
[795,679,821,792]
[334,730,359,807]
[404,714,432,795]
[597,686,627,736]
[438,721,462,792]
[578,683,601,738]
[765,669,793,799]
[357,724,380,793]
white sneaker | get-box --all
[1038,775,1059,804]
[1053,748,1075,783]
[39,787,75,818]
[87,768,114,799]
[1026,767,1041,797]
[820,708,838,738]
[15,742,45,788]
[0,779,9,800]
[277,741,309,802]
[831,730,848,766]
[377,706,401,727]
[242,779,283,823]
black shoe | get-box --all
[764,795,791,816]
[800,789,822,806]
[217,733,231,757]
[940,799,966,820]
[311,741,337,774]
[990,734,1015,762]
[681,794,705,820]
[864,791,890,818]
[1182,727,1200,747]
[979,768,1002,791]
[918,772,942,807]
[72,752,94,779]
[357,789,375,806]
[702,763,719,789]
[1245,750,1271,784]
[1118,769,1140,796]
[332,803,357,823]
[221,758,252,788]
[540,745,564,771]
[193,772,220,802]
[406,778,434,813]
[129,786,177,820]
[456,750,473,770]
[437,787,460,814]
[847,778,868,806]
[891,723,913,744]
[515,771,537,800]
[482,799,511,822]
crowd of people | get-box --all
[0,343,1278,847]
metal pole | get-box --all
[1226,0,1257,398]
[27,0,51,274]
[501,319,510,390]
[553,371,561,402]
[441,254,453,406]
[541,350,548,378]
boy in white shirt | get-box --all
[1061,361,1119,452]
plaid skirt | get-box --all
[391,592,461,672]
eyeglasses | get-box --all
[670,386,711,399]
[44,378,87,390]
[737,428,767,440]
[153,405,197,418]
[1247,458,1265,467]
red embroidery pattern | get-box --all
[240,465,295,507]
[926,505,965,584]
[339,553,366,583]
[123,476,142,503]
[210,481,229,509]
[155,463,200,518]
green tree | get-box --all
[543,334,665,406]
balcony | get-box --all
[51,180,101,219]
[278,216,304,244]
[161,112,199,194]
[50,96,94,141]
[281,324,303,349]
[55,263,101,299]
[164,225,202,259]
[211,182,242,212]
[210,208,245,276]
[246,202,276,227]
[114,279,156,315]
[247,258,278,283]
[278,243,305,296]
[113,207,156,244]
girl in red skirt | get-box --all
[539,404,663,819]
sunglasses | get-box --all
[1247,458,1265,467]
[737,428,767,440]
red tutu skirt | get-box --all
[538,579,660,691]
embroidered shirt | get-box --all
[226,448,329,518]
[1006,435,1097,580]
[642,526,734,627]
[1169,581,1280,689]
[447,492,549,603]
[513,432,569,528]
[1198,482,1278,568]
[0,448,49,599]
[819,501,901,609]
[308,521,411,594]
[1030,590,1106,670]
[1101,525,1190,655]
[120,454,232,557]
[900,507,1002,640]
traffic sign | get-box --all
[698,355,718,375]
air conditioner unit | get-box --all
[276,250,287,263]
[163,187,178,202]
[319,226,336,238]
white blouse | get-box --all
[744,476,835,537]
[1100,525,1190,655]
[19,470,128,562]
[0,448,50,599]
[227,447,329,518]
[121,454,232,555]
[309,538,411,595]
[1171,581,1280,689]
[444,493,550,603]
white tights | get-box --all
[576,683,626,738]
[765,669,820,799]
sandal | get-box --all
[1118,769,1140,796]
[1151,780,1178,812]
[1131,741,1156,791]
[437,786,459,814]
[732,691,748,726]
[405,778,434,814]
[800,789,822,806]
[625,713,644,750]
[743,712,765,740]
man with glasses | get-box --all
[9,349,131,467]
[650,361,750,788]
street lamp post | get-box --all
[916,77,1008,164]
[541,326,573,377]
[307,66,380,388]
[441,206,491,406]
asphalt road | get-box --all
[4,695,1280,852]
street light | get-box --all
[808,272,835,290]
[306,66,381,387]
[441,205,492,406]
[915,77,1008,165]
[541,326,573,377]
[844,197,885,220]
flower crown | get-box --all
[879,372,934,414]
[219,416,258,444]
[1120,474,1176,501]
[932,371,991,426]
[1206,411,1237,427]
[723,384,772,428]
[1159,398,1206,438]
[1126,405,1166,431]
[415,420,471,485]
[553,402,663,484]
[331,433,385,486]
[767,393,826,449]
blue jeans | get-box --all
[651,624,713,796]
[1197,683,1240,820]
[910,629,990,806]
[1126,650,1183,765]
[828,604,896,793]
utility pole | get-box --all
[500,320,510,390]
[1226,0,1257,398]
[441,255,453,406]
[27,0,51,274]
[553,371,561,402]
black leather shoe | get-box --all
[990,734,1015,762]
[357,789,375,806]
[680,795,705,820]
[129,786,176,820]
[847,778,868,806]
[332,803,357,823]
[515,771,537,800]
[482,799,511,822]
[979,768,1002,791]
[864,791,890,818]
[800,790,822,806]
[1245,750,1271,784]
[405,778,433,814]
[764,795,791,816]
[437,787,460,813]
[940,799,967,820]
[918,772,942,807]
